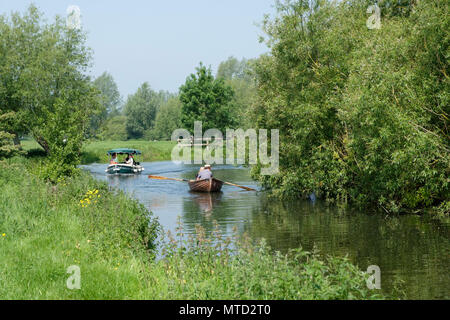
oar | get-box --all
[148,175,190,182]
[222,181,257,192]
[148,175,257,192]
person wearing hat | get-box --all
[196,164,213,180]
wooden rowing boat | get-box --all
[148,175,256,192]
[188,178,224,193]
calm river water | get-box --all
[82,161,449,299]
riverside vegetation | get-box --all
[250,0,449,215]
[0,156,387,299]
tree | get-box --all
[90,72,122,137]
[0,110,22,159]
[93,72,122,116]
[98,115,128,141]
[150,97,182,140]
[217,56,248,80]
[124,82,159,139]
[217,57,256,128]
[0,5,101,180]
[179,64,235,132]
[379,0,418,17]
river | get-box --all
[82,161,449,299]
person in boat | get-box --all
[196,164,213,180]
[110,153,118,164]
[125,154,134,165]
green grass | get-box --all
[20,138,42,152]
[20,138,176,164]
[0,157,159,299]
[0,157,386,299]
[80,140,176,164]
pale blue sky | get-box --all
[0,0,276,97]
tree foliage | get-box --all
[124,83,170,139]
[97,115,128,141]
[149,97,182,140]
[217,56,249,80]
[0,5,101,180]
[180,64,236,132]
[217,57,256,128]
[0,110,22,159]
[90,71,122,137]
[252,0,449,213]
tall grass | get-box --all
[156,219,385,299]
[0,158,160,299]
[0,157,385,299]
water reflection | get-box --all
[106,173,140,189]
[82,161,449,299]
[243,197,449,299]
[190,192,223,214]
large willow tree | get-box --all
[252,0,449,213]
[0,5,101,179]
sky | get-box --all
[0,0,276,98]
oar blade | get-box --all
[148,175,169,180]
[148,175,189,182]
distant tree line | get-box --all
[92,57,256,141]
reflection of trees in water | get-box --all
[244,196,450,299]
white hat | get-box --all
[204,164,211,168]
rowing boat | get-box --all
[188,178,224,193]
[148,175,256,192]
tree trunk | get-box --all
[13,133,21,146]
[12,132,24,151]
[35,135,51,155]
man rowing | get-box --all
[196,164,213,180]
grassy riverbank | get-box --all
[21,139,176,164]
[0,156,385,299]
